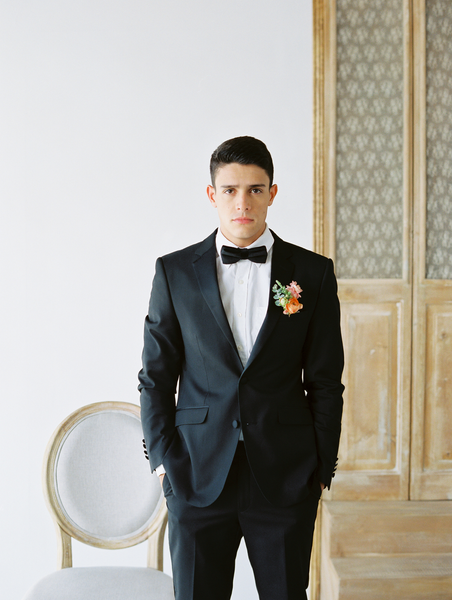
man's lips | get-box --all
[233,218,253,224]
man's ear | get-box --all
[207,185,217,207]
[268,183,278,206]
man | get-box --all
[139,136,344,600]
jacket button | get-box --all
[232,420,240,429]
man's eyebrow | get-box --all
[220,183,266,188]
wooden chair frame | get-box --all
[42,401,168,570]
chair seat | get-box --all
[23,566,174,600]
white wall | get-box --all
[0,1,313,598]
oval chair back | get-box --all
[23,402,173,600]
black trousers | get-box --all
[164,443,321,600]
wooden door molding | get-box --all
[314,0,336,260]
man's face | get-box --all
[207,163,277,247]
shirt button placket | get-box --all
[234,261,250,365]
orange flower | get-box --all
[273,279,303,316]
[284,298,303,315]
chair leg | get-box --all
[55,523,72,569]
[147,510,167,571]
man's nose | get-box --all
[236,192,250,210]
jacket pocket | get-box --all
[175,405,209,426]
[278,405,313,425]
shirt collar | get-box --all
[215,225,274,267]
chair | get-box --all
[23,401,174,599]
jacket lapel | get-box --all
[192,230,296,370]
[245,234,295,368]
[192,231,240,358]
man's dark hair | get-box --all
[210,136,274,187]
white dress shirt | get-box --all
[154,226,274,474]
[215,226,274,367]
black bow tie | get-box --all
[221,245,268,265]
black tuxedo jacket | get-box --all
[139,230,344,508]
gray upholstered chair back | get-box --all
[43,401,167,568]
[22,402,173,599]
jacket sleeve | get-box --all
[302,258,344,489]
[138,257,183,471]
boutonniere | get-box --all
[272,280,303,315]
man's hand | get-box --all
[159,473,165,488]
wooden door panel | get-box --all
[411,285,452,499]
[325,282,411,500]
[340,302,399,470]
[425,304,452,471]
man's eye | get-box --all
[224,188,234,194]
[251,188,262,194]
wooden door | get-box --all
[410,0,452,500]
[313,0,452,502]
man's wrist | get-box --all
[154,464,166,476]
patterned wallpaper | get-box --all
[335,0,404,279]
[426,0,452,280]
